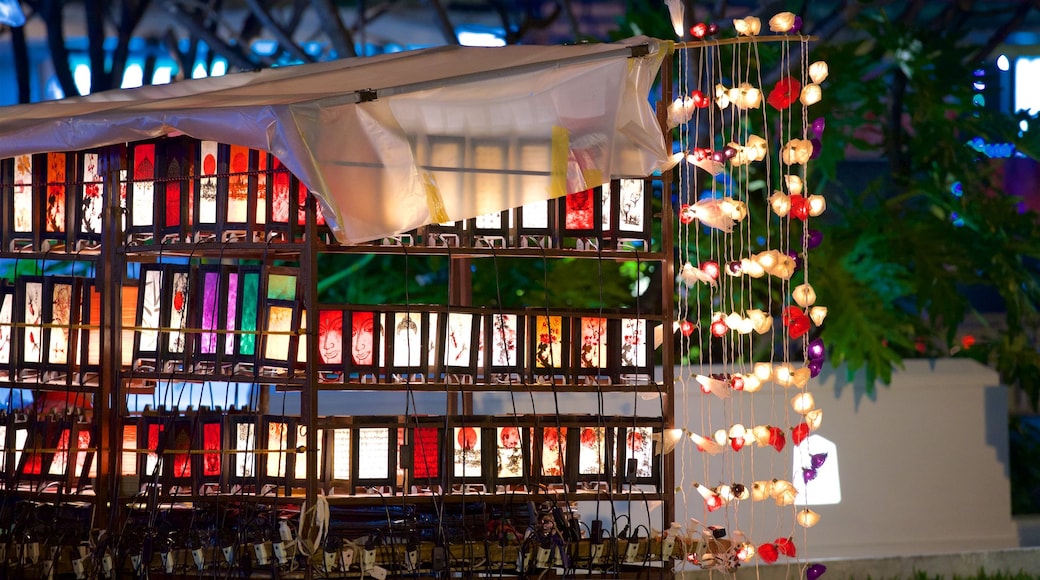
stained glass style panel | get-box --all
[579,317,608,370]
[318,310,343,365]
[264,306,293,362]
[332,428,350,481]
[12,428,27,475]
[453,426,481,478]
[267,421,289,478]
[541,427,567,477]
[518,142,549,201]
[0,426,5,470]
[235,423,256,478]
[351,311,376,367]
[392,313,422,368]
[49,429,70,476]
[23,431,43,475]
[45,153,66,233]
[200,271,219,354]
[226,273,238,356]
[534,315,563,369]
[255,151,268,225]
[412,427,439,479]
[131,144,155,228]
[48,283,73,365]
[271,158,291,224]
[294,425,321,480]
[87,286,101,366]
[121,425,138,476]
[490,314,518,368]
[239,271,260,357]
[357,428,390,480]
[564,189,594,230]
[520,201,550,229]
[24,281,43,364]
[624,427,653,479]
[198,141,218,225]
[496,426,524,479]
[620,318,648,368]
[227,145,250,225]
[164,157,182,230]
[80,153,103,235]
[76,429,95,479]
[601,181,612,232]
[145,424,163,476]
[13,154,32,233]
[267,273,296,301]
[168,271,189,354]
[203,423,221,477]
[578,427,606,476]
[171,422,192,479]
[618,179,646,233]
[444,312,473,368]
[138,270,162,353]
[0,291,12,365]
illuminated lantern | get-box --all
[742,374,763,393]
[733,16,761,36]
[751,480,773,501]
[710,316,729,337]
[679,320,696,336]
[800,83,823,106]
[694,482,723,511]
[770,191,792,217]
[797,508,821,528]
[665,0,685,36]
[757,542,778,563]
[768,426,786,452]
[696,374,730,399]
[769,12,796,32]
[793,284,817,308]
[809,61,829,84]
[791,392,816,414]
[806,409,824,431]
[785,174,804,196]
[753,362,773,382]
[690,431,724,455]
[776,537,797,558]
[809,306,829,326]
[792,422,811,445]
[728,424,747,452]
[808,194,827,216]
[807,563,828,580]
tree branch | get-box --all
[967,0,1040,64]
[243,0,314,63]
[311,0,356,58]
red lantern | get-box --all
[792,422,810,446]
[768,426,786,452]
[775,537,797,558]
[767,77,801,110]
[757,542,778,563]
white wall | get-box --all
[669,358,1016,561]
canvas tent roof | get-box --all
[0,37,670,244]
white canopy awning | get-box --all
[0,37,670,244]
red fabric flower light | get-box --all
[768,77,801,110]
[690,90,711,108]
[757,542,778,563]
[768,426,786,452]
[792,422,810,446]
[789,194,810,221]
[775,537,797,558]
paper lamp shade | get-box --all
[809,61,829,84]
[690,431,724,455]
[785,174,804,196]
[808,194,827,216]
[733,16,761,36]
[797,508,821,528]
[800,83,823,106]
[809,306,828,326]
[665,0,685,37]
[791,392,816,414]
[793,283,817,307]
[806,409,824,430]
[769,12,796,33]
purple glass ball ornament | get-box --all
[790,16,803,35]
[811,117,826,137]
[808,359,823,378]
[806,563,827,580]
[807,229,824,249]
[807,337,825,361]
